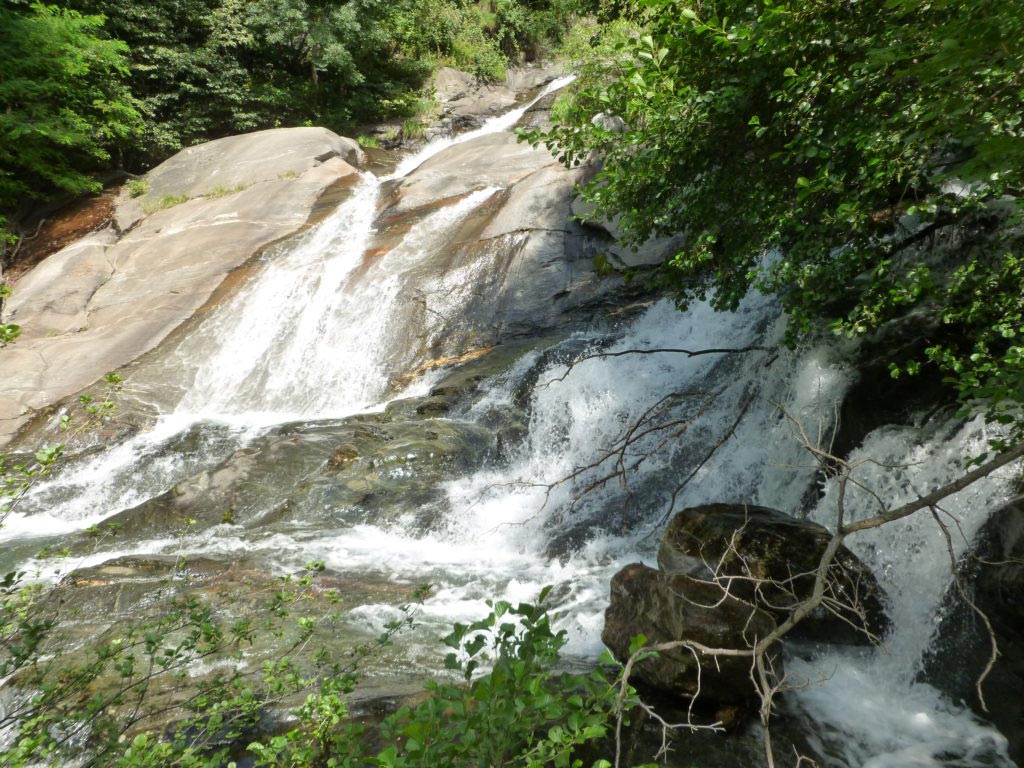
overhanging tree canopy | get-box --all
[531,0,1024,446]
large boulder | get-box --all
[602,563,781,706]
[0,128,362,446]
[658,504,890,645]
[428,64,562,134]
[921,499,1024,764]
[365,133,652,371]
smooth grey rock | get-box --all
[431,67,478,102]
[504,63,563,92]
[115,127,363,231]
[0,130,361,446]
[571,194,680,268]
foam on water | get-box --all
[5,72,1016,766]
[784,416,1016,767]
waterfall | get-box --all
[787,417,1014,767]
[5,79,571,552]
[5,73,1017,767]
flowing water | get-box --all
[5,79,1018,766]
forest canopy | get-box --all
[0,0,581,246]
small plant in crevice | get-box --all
[125,179,149,198]
[401,118,427,141]
[141,194,189,214]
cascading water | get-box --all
[787,417,1015,767]
[5,72,1017,767]
[4,77,573,557]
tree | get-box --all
[64,0,433,160]
[0,1,140,235]
[530,0,1024,445]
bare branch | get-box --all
[843,441,1024,534]
[929,505,1000,713]
[539,345,772,388]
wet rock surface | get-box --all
[657,504,890,645]
[602,563,781,706]
[921,498,1024,764]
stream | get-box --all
[2,80,1017,767]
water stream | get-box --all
[5,78,1017,766]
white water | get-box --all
[8,79,569,550]
[788,417,1015,767]
[6,74,1018,767]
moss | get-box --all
[141,194,189,213]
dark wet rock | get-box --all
[72,412,498,546]
[921,498,1024,764]
[828,315,953,462]
[658,504,890,645]
[602,563,781,706]
[60,554,233,586]
[612,702,826,768]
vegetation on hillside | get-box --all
[0,0,584,256]
[531,0,1024,446]
[0,1,140,252]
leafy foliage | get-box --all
[63,0,429,161]
[377,588,619,768]
[531,0,1024,439]
[0,1,140,241]
[0,579,643,768]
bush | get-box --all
[0,578,641,768]
[533,0,1024,445]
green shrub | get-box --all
[206,183,248,199]
[0,578,643,768]
[125,179,149,198]
[401,118,426,141]
[141,194,189,214]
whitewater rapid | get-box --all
[4,75,1017,767]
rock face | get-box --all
[364,131,650,371]
[427,64,562,134]
[0,128,362,446]
[602,563,780,706]
[570,191,682,270]
[922,499,1024,764]
[657,504,890,645]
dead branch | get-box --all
[929,504,1000,713]
[539,345,772,388]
